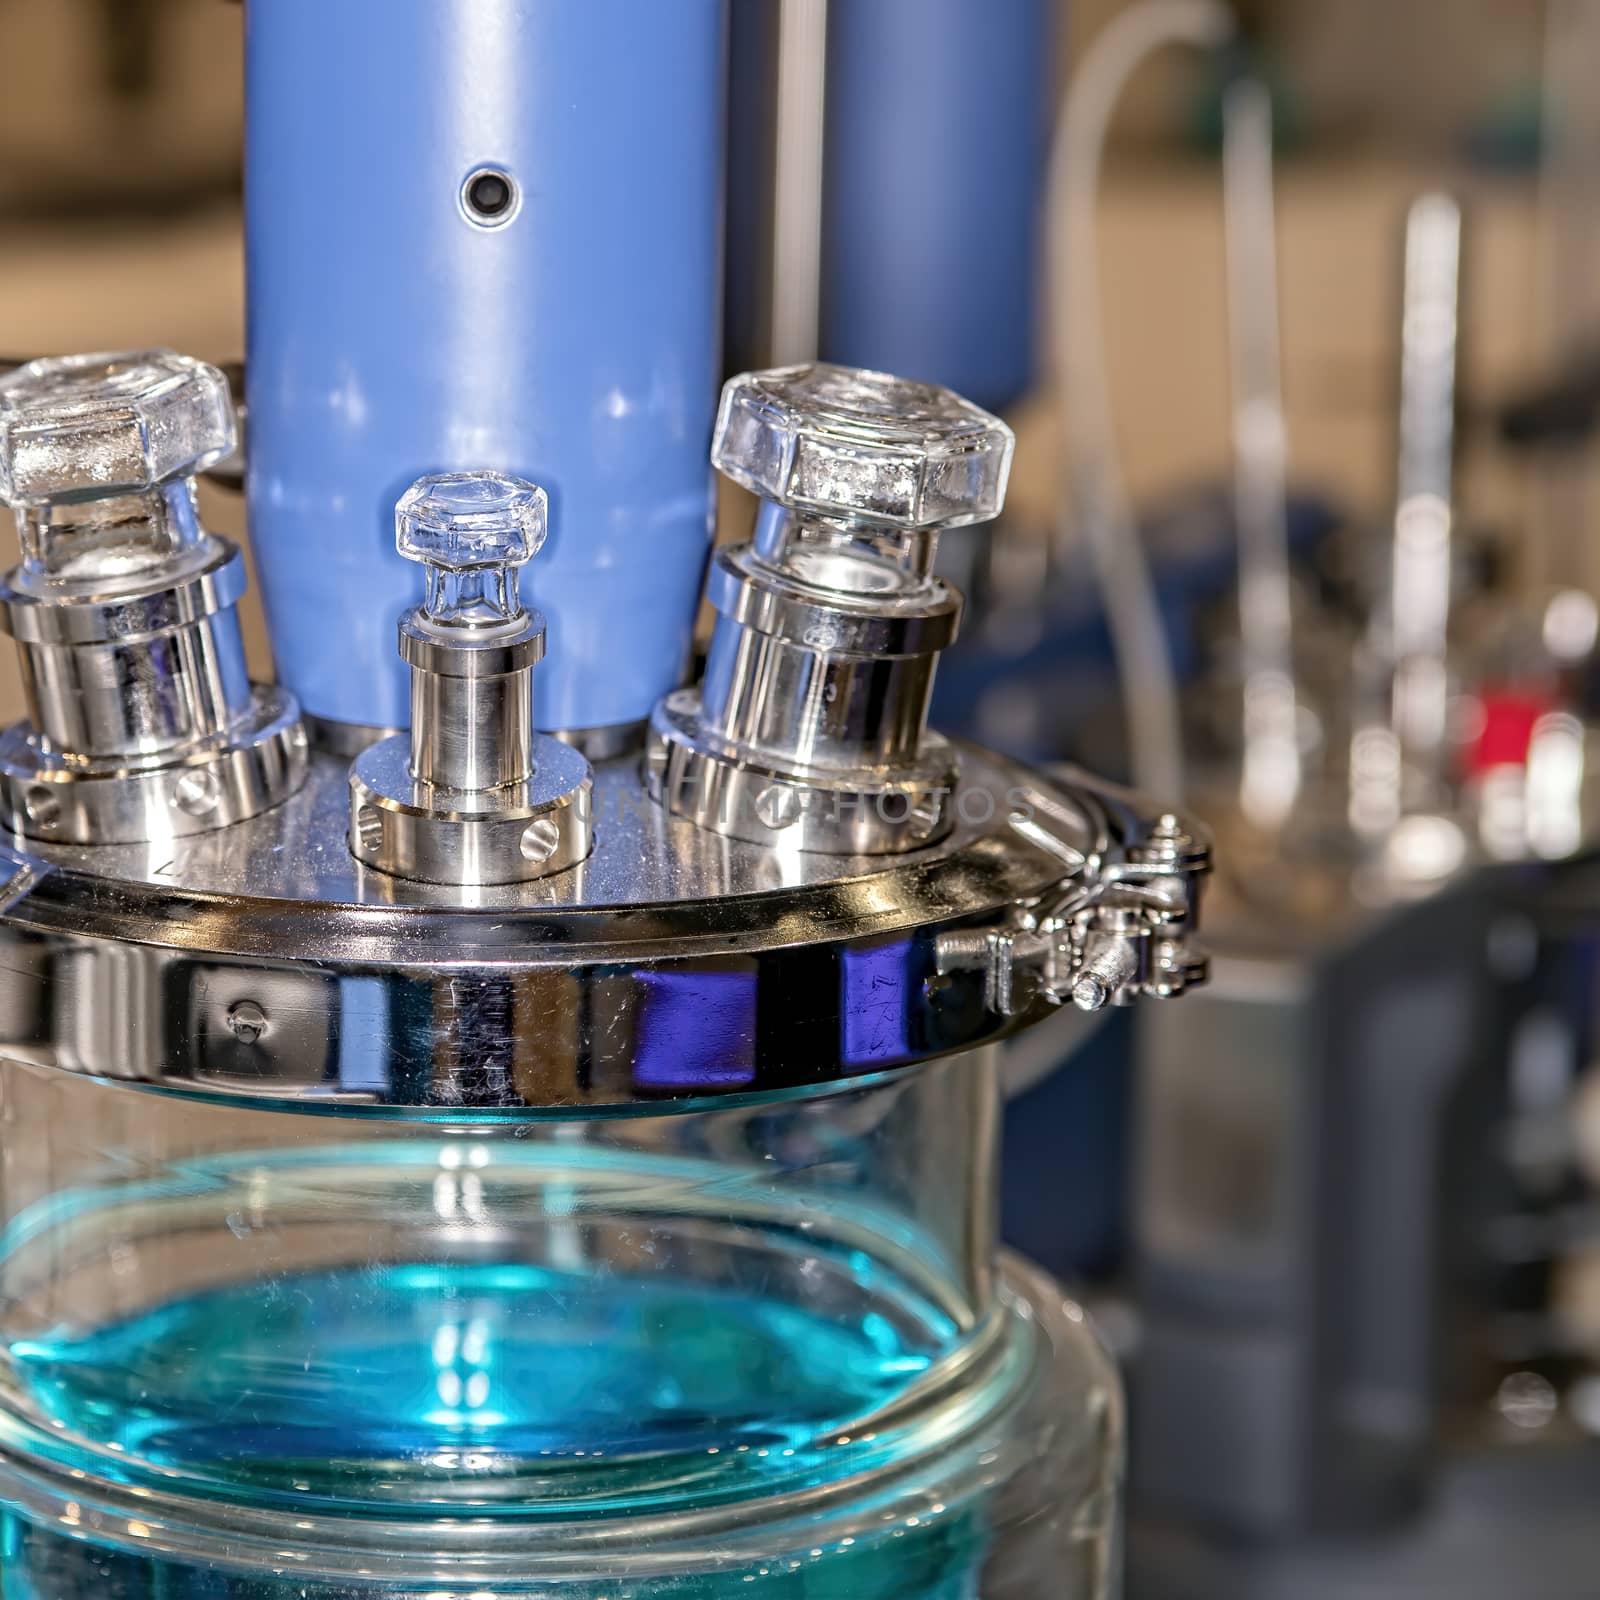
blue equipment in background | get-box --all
[821,0,1055,412]
[245,0,726,734]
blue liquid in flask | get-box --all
[0,1125,1050,1598]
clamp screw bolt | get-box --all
[1070,932,1143,1013]
[1072,973,1113,1012]
[520,817,563,864]
[225,1000,269,1045]
[754,783,804,831]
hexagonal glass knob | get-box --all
[713,363,1014,532]
[0,350,235,509]
[397,471,548,628]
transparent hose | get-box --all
[1047,0,1235,800]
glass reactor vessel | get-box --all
[0,350,1211,1597]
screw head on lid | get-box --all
[0,350,236,507]
[396,471,548,628]
[712,362,1014,532]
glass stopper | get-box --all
[712,363,1014,535]
[0,350,236,508]
[396,471,548,628]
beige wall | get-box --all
[0,0,240,207]
[1008,155,1570,606]
[1063,0,1545,149]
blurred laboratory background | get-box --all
[7,0,1600,1594]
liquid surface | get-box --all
[10,1260,944,1505]
[2,1259,992,1597]
[0,1111,1088,1596]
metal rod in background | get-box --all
[771,0,830,365]
[1222,77,1300,830]
[1389,193,1463,790]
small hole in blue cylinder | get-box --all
[463,168,518,227]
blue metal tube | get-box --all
[821,0,1054,413]
[246,0,726,733]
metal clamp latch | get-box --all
[935,808,1210,1015]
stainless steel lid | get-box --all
[0,746,1208,1110]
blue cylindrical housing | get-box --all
[246,0,726,733]
[821,0,1054,413]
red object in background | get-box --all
[1468,685,1557,775]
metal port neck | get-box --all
[652,506,964,855]
[408,662,536,793]
[0,515,305,847]
[17,600,254,763]
[355,519,592,886]
[399,602,546,795]
[706,543,962,657]
[350,729,593,887]
[0,538,247,649]
[0,533,260,774]
[397,607,545,678]
[749,500,942,597]
[10,479,214,599]
[699,626,941,776]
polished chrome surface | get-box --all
[307,714,400,757]
[708,519,963,653]
[701,625,935,771]
[327,716,653,774]
[0,350,305,844]
[8,542,251,760]
[0,745,1201,1108]
[552,717,648,761]
[935,809,1210,1014]
[348,471,592,887]
[350,729,593,886]
[404,622,540,791]
[0,686,306,846]
[650,364,1012,855]
[649,687,955,853]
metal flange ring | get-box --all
[0,684,306,845]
